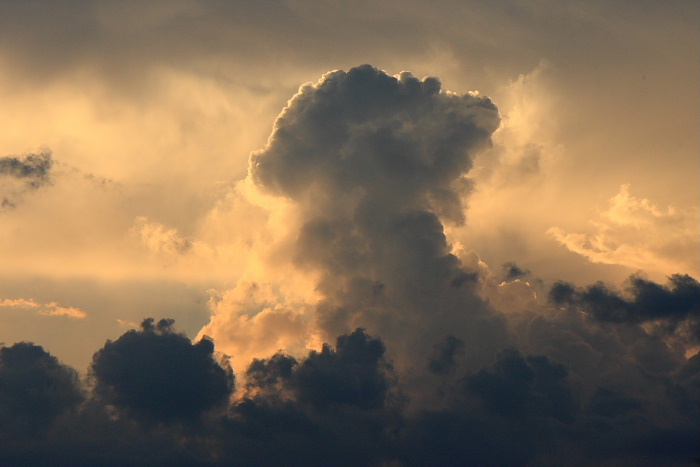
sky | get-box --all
[0,1,698,466]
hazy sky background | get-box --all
[0,2,699,465]
[1,0,696,371]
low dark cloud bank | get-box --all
[91,318,234,424]
[551,273,700,344]
[1,66,698,466]
[2,313,697,466]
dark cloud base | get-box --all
[1,306,698,467]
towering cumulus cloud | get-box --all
[1,66,698,466]
[245,65,505,373]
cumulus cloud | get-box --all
[204,65,508,377]
[90,318,234,423]
[0,342,83,438]
[199,282,314,372]
[549,185,700,278]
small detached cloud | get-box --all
[1,298,86,319]
[128,216,220,272]
[501,261,530,282]
[129,216,194,257]
[0,298,40,308]
[0,150,53,209]
[39,302,87,319]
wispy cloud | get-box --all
[1,298,86,319]
[0,150,53,209]
[549,185,700,277]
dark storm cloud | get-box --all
[289,328,392,411]
[427,334,465,375]
[251,64,507,375]
[0,326,401,467]
[251,64,497,222]
[0,319,698,466]
[244,351,298,397]
[0,342,83,436]
[465,348,576,422]
[550,273,700,342]
[396,349,575,467]
[245,328,394,411]
[90,318,234,423]
[0,150,53,208]
[219,328,401,467]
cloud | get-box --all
[0,298,40,308]
[0,342,83,437]
[90,318,234,423]
[500,261,530,282]
[199,282,314,372]
[0,60,698,466]
[251,65,498,223]
[0,150,53,208]
[204,65,509,377]
[0,150,53,186]
[0,315,697,466]
[290,328,392,411]
[39,302,88,319]
[427,334,465,375]
[549,185,700,278]
[1,298,87,319]
[129,216,194,256]
[550,273,700,349]
[465,348,575,422]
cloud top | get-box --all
[251,64,499,225]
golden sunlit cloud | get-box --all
[549,184,700,278]
[1,298,86,318]
[39,302,87,319]
[0,298,40,308]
